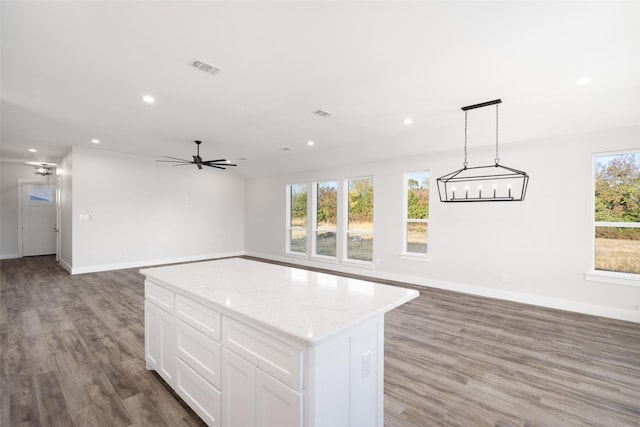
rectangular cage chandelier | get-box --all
[437,99,529,203]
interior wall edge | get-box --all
[245,251,640,324]
[59,258,72,274]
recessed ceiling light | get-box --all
[142,95,155,103]
[28,148,37,152]
[576,77,592,85]
[403,118,413,125]
[307,140,315,146]
[91,139,100,144]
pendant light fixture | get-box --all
[436,99,529,202]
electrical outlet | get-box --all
[500,273,508,283]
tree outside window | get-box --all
[288,183,307,254]
[405,171,429,255]
[314,181,337,257]
[594,152,640,275]
[346,177,374,262]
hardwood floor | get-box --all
[1,255,639,426]
[0,256,206,427]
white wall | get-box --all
[245,126,640,322]
[0,162,54,259]
[67,146,245,273]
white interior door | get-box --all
[22,183,57,256]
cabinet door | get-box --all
[222,349,255,427]
[145,300,174,386]
[256,369,302,427]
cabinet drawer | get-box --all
[176,295,221,342]
[175,357,221,427]
[223,318,303,390]
[176,320,221,389]
[145,281,174,314]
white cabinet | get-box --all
[176,319,222,388]
[222,348,256,427]
[175,356,221,426]
[144,274,390,427]
[144,300,175,386]
[221,348,302,427]
[256,369,302,427]
[145,281,224,426]
[222,317,303,390]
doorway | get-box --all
[19,181,58,257]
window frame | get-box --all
[285,183,308,257]
[311,179,339,262]
[342,175,374,267]
[586,150,640,286]
[401,170,431,261]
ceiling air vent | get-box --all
[191,58,222,75]
[313,109,332,118]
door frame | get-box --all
[17,178,60,259]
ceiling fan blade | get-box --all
[161,155,190,162]
[204,164,226,170]
[203,161,237,167]
[202,159,227,163]
[156,160,192,163]
[171,163,192,166]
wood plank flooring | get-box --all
[2,255,639,426]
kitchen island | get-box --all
[140,258,418,427]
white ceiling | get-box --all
[2,1,639,178]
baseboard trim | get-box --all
[245,251,640,324]
[0,253,20,260]
[70,251,245,275]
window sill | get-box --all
[585,270,640,287]
[310,255,338,264]
[399,253,431,263]
[285,251,308,260]
[341,259,375,270]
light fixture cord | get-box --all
[463,110,468,169]
[494,103,500,166]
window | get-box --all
[404,171,429,255]
[313,180,338,258]
[345,177,374,262]
[287,183,307,254]
[593,151,640,276]
[29,187,53,203]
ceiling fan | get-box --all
[157,140,237,170]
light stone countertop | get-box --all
[140,258,419,346]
